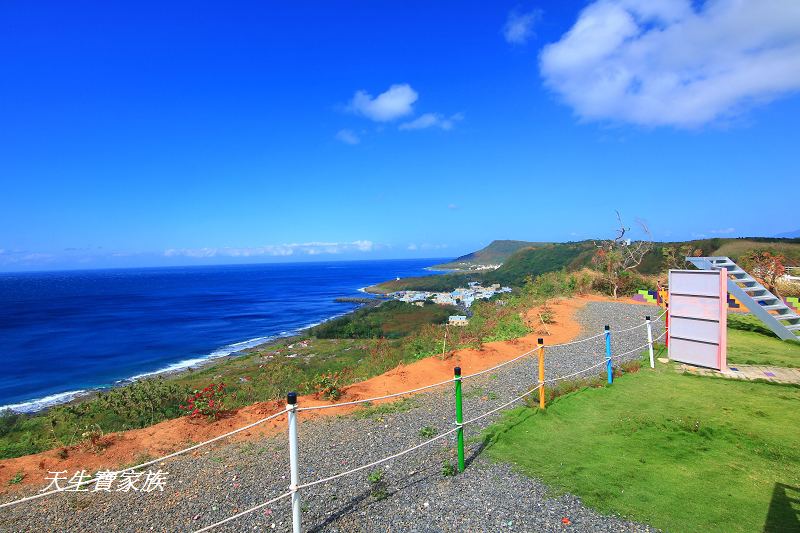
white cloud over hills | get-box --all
[540,0,800,127]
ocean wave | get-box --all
[125,335,278,381]
[3,309,358,414]
[0,389,91,414]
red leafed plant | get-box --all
[180,383,227,420]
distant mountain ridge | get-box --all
[369,236,800,293]
[432,240,547,270]
[776,229,800,238]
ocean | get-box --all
[0,259,445,413]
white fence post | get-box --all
[646,316,655,369]
[287,392,302,533]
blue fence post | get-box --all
[605,325,612,384]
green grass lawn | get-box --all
[727,313,800,368]
[728,328,800,367]
[484,350,800,532]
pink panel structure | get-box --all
[668,269,727,370]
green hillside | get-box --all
[481,241,595,285]
[431,239,546,270]
[369,237,800,293]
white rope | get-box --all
[297,321,645,415]
[612,321,649,333]
[1,316,659,511]
[296,377,455,412]
[193,491,293,533]
[460,346,541,380]
[187,323,667,532]
[297,346,543,413]
[610,330,667,361]
[297,427,460,490]
[544,359,609,383]
[618,308,667,330]
[545,330,606,348]
[462,383,543,425]
[0,408,289,510]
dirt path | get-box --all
[0,295,608,491]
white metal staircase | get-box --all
[686,256,800,341]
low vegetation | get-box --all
[0,271,551,460]
[484,344,800,533]
[6,231,795,465]
[311,300,457,338]
[0,377,186,459]
[367,468,388,500]
[727,314,800,368]
[376,236,800,295]
[431,239,545,270]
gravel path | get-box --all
[0,301,664,533]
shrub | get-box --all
[776,278,800,298]
[418,425,437,438]
[80,424,107,452]
[309,372,345,401]
[521,269,597,302]
[95,377,187,427]
[0,410,21,438]
[180,383,227,420]
[483,313,530,342]
[403,325,444,360]
[368,469,388,500]
[539,305,555,324]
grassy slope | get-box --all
[481,242,595,286]
[727,314,800,367]
[371,237,800,292]
[484,347,800,533]
[431,240,546,269]
[714,239,800,263]
[311,301,457,339]
[728,329,800,367]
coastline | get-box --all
[0,295,597,490]
[1,302,372,415]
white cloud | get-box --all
[405,243,448,252]
[399,112,464,131]
[347,84,418,122]
[164,241,377,259]
[540,0,800,127]
[504,8,542,44]
[335,129,360,145]
[710,227,735,234]
[0,250,55,266]
[447,203,459,210]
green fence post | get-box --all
[454,366,465,472]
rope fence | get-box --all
[0,312,667,533]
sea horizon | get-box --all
[0,258,449,413]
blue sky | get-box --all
[2,0,799,271]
